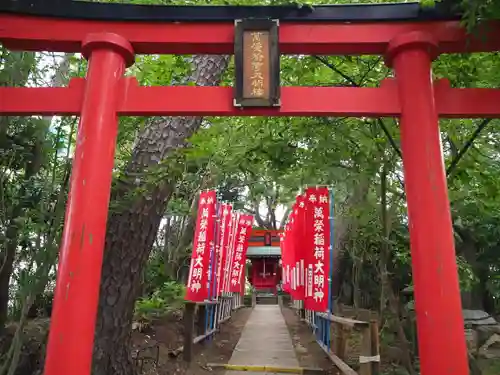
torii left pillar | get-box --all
[44,33,134,375]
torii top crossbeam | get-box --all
[2,0,500,118]
[1,2,499,375]
[1,0,499,55]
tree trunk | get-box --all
[92,55,229,375]
[352,261,360,310]
[331,174,372,299]
[455,227,485,310]
[163,216,173,279]
[379,161,415,375]
[279,207,292,229]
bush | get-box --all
[135,281,185,320]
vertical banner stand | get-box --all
[326,188,335,351]
[206,197,220,343]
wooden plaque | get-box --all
[234,19,280,107]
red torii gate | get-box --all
[1,2,500,375]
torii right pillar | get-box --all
[386,32,468,375]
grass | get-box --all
[481,358,500,375]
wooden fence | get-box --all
[291,300,380,375]
[172,292,245,361]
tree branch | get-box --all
[314,56,402,160]
[376,119,402,159]
[313,55,358,86]
[446,119,492,178]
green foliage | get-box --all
[134,281,185,320]
[3,1,500,374]
[420,0,439,8]
[482,359,500,375]
[143,253,177,296]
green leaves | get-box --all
[419,0,440,9]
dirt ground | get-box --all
[132,307,251,375]
[135,306,338,375]
[133,305,500,375]
[281,307,338,375]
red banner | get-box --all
[294,195,307,301]
[209,203,220,298]
[288,208,296,296]
[185,190,217,302]
[304,190,314,308]
[279,231,288,292]
[222,212,236,293]
[284,218,292,294]
[229,214,253,293]
[216,204,232,296]
[281,213,289,293]
[304,187,330,312]
[288,204,299,300]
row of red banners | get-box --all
[280,187,331,312]
[185,190,253,302]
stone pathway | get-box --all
[225,304,299,374]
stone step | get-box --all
[256,295,278,305]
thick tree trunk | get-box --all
[92,55,229,375]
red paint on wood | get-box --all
[388,31,468,375]
[1,14,499,55]
[2,78,500,118]
[249,258,280,293]
[0,14,489,375]
[44,33,134,375]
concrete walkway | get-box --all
[225,305,299,374]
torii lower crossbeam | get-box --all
[1,78,500,118]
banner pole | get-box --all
[207,197,220,341]
[326,188,334,351]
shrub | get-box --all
[134,281,185,320]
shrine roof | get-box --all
[1,0,461,23]
[247,246,281,258]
